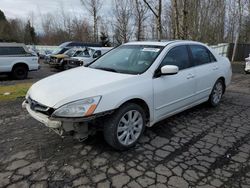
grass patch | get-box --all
[0,83,32,101]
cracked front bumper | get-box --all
[22,101,62,129]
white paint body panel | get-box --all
[0,55,39,72]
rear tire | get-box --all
[103,103,146,150]
[11,65,28,80]
[208,79,224,107]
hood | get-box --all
[64,57,76,61]
[73,57,94,64]
[51,54,68,58]
[28,67,134,108]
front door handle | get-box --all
[187,74,195,79]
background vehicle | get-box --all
[245,54,250,74]
[23,41,232,150]
[0,43,39,79]
[38,49,52,59]
[63,47,113,70]
[44,41,102,63]
[49,48,85,70]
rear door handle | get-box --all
[213,66,219,70]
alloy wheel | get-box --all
[212,81,223,104]
[117,110,143,146]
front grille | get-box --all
[27,97,54,116]
[50,57,57,64]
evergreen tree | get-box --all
[24,20,37,44]
[0,9,7,21]
[0,9,11,42]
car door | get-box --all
[153,45,196,121]
[188,45,219,101]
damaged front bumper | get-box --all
[22,100,61,129]
[22,100,89,140]
[22,99,113,141]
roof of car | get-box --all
[125,40,204,47]
[0,43,26,47]
[87,47,113,50]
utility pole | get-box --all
[143,0,162,41]
[231,0,242,62]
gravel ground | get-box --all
[0,62,250,188]
[0,61,57,86]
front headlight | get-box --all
[52,96,101,117]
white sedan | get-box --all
[23,41,232,150]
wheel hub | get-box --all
[117,110,143,146]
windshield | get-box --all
[77,49,90,57]
[88,48,96,56]
[52,47,63,54]
[89,45,163,74]
[64,49,76,56]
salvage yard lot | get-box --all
[0,62,250,188]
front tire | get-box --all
[63,63,69,70]
[208,79,224,107]
[103,103,146,150]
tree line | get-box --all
[0,0,249,46]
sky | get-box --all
[0,0,113,32]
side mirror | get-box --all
[93,50,101,58]
[160,65,179,75]
[93,53,98,58]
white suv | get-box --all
[0,43,39,79]
[23,41,232,150]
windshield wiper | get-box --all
[96,67,118,73]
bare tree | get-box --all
[181,0,188,39]
[112,0,133,44]
[240,1,250,42]
[40,11,93,45]
[143,0,162,41]
[80,0,102,42]
[133,0,148,41]
[71,17,92,42]
[170,0,227,43]
[172,0,180,39]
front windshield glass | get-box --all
[64,49,76,56]
[88,48,96,56]
[77,49,90,57]
[73,50,82,57]
[52,47,62,54]
[89,45,163,74]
